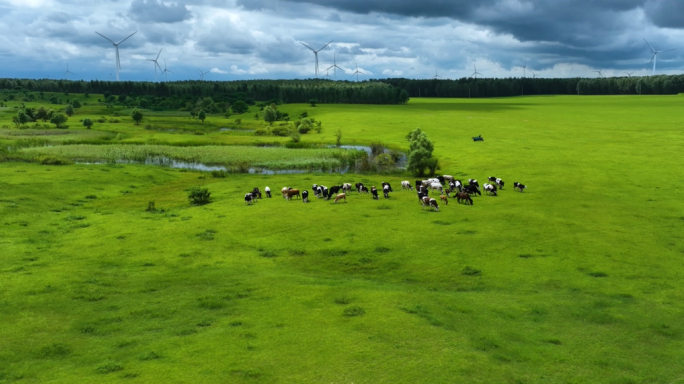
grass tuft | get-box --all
[343,306,365,317]
[95,361,124,374]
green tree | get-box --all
[198,110,206,123]
[407,148,431,176]
[131,108,143,125]
[82,118,93,129]
[71,100,81,109]
[309,98,318,107]
[50,113,68,128]
[12,115,20,128]
[335,129,342,146]
[406,129,437,176]
[17,111,30,126]
[65,104,74,117]
[231,100,249,114]
[262,105,277,125]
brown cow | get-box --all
[440,195,448,205]
[334,193,347,203]
[286,189,301,200]
[456,192,473,205]
[421,196,431,210]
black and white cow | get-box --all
[342,183,353,194]
[463,184,481,196]
[468,179,480,190]
[454,180,463,192]
[513,182,527,192]
[327,185,343,200]
[401,181,413,191]
[244,193,253,205]
[371,186,379,200]
[417,190,428,203]
[381,182,393,192]
[483,183,498,196]
[252,187,262,199]
[495,178,505,189]
[415,180,423,191]
[355,183,365,193]
[302,190,309,203]
[265,186,271,198]
[436,176,446,185]
[360,186,369,194]
[383,185,390,198]
[312,184,318,195]
[488,176,498,184]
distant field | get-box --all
[1,95,684,383]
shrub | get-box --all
[343,306,365,317]
[369,142,386,155]
[38,156,73,165]
[82,118,93,129]
[254,128,269,136]
[300,111,308,118]
[271,126,289,137]
[188,187,211,205]
[211,170,227,178]
[309,98,318,107]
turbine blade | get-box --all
[117,31,137,45]
[659,49,676,53]
[300,42,315,52]
[643,38,656,53]
[95,32,115,44]
[317,40,333,51]
[156,48,162,60]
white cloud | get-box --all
[210,67,228,74]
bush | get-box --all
[369,142,386,155]
[309,98,318,107]
[211,170,227,178]
[254,128,269,136]
[188,187,211,205]
[271,126,289,137]
[38,156,73,165]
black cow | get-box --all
[514,182,527,192]
[244,193,253,205]
[383,185,390,198]
[322,186,329,198]
[381,182,393,192]
[371,187,379,200]
[360,186,369,194]
[252,188,262,199]
[488,176,498,183]
[327,185,342,200]
[496,178,505,189]
[312,184,318,196]
[302,190,309,203]
[355,183,364,192]
[468,179,480,190]
[463,185,481,196]
[437,176,446,185]
[417,190,428,203]
[415,180,423,191]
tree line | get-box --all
[0,79,409,105]
[378,75,684,98]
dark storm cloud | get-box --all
[644,0,684,28]
[129,0,192,23]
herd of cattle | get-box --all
[244,175,527,211]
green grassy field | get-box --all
[1,95,684,383]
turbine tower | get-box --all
[594,69,603,78]
[95,31,137,82]
[198,69,209,80]
[161,60,173,82]
[147,49,163,82]
[644,38,675,75]
[300,40,333,77]
[324,51,343,79]
[471,65,482,78]
[433,69,442,79]
[350,62,365,82]
[522,58,528,78]
[625,71,634,77]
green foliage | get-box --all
[335,129,342,146]
[188,187,211,205]
[49,113,67,128]
[289,127,301,143]
[71,100,81,108]
[65,104,74,117]
[262,104,277,125]
[343,306,365,317]
[82,118,93,129]
[95,361,123,374]
[198,110,206,122]
[131,108,143,125]
[231,100,249,114]
[17,111,30,126]
[406,128,437,176]
[309,98,318,107]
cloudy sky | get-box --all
[0,0,682,81]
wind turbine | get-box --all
[300,40,333,77]
[644,38,675,75]
[433,69,442,79]
[324,51,343,79]
[198,69,209,80]
[471,65,482,78]
[95,31,137,82]
[594,69,603,78]
[625,71,634,77]
[146,49,163,82]
[350,62,365,82]
[323,69,332,79]
[64,64,74,78]
[531,70,537,79]
[161,60,173,82]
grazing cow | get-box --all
[454,180,463,192]
[415,180,423,191]
[430,182,443,194]
[488,176,498,183]
[315,186,323,198]
[244,193,253,205]
[421,196,431,210]
[422,197,439,211]
[440,195,449,205]
[286,189,301,200]
[483,183,498,196]
[371,187,379,200]
[429,198,439,212]
[443,175,455,183]
[265,187,271,198]
[302,190,309,203]
[401,181,414,191]
[417,190,428,203]
[437,176,446,185]
[360,186,369,194]
[327,185,343,200]
[342,183,353,194]
[514,182,527,192]
[334,193,347,203]
[355,183,364,193]
[312,184,318,196]
[444,188,452,197]
[496,178,505,189]
[281,187,291,198]
[322,186,329,198]
[252,188,262,199]
[468,179,480,190]
[383,185,390,198]
[463,185,481,196]
[381,182,393,192]
[456,192,474,205]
